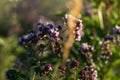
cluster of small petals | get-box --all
[99,40,112,60]
[104,34,115,42]
[113,25,120,34]
[39,64,54,76]
[19,22,61,45]
[79,66,97,80]
[100,51,112,59]
[44,64,54,71]
[101,43,112,59]
[101,41,110,50]
[100,25,120,60]
[59,65,67,74]
[79,43,94,53]
[53,42,62,55]
[37,23,60,41]
[70,60,80,69]
[19,30,38,44]
[64,14,83,41]
[74,19,83,41]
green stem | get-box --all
[32,72,36,80]
[74,69,77,80]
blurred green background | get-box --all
[0,0,120,80]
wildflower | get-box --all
[44,64,54,71]
[53,42,63,55]
[98,39,112,61]
[64,14,83,41]
[70,60,80,69]
[39,63,54,76]
[37,23,61,41]
[79,43,94,53]
[113,25,120,34]
[19,30,37,44]
[59,65,67,74]
[104,34,115,41]
[79,66,97,80]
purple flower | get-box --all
[79,43,94,53]
[113,25,120,34]
[19,31,37,44]
[70,60,80,69]
[37,23,61,41]
[59,65,67,74]
[39,63,54,76]
[79,66,97,80]
[44,64,54,72]
[104,34,115,41]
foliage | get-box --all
[0,36,26,80]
